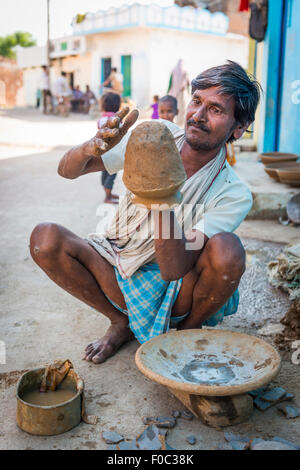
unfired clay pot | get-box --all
[123,121,186,208]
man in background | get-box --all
[101,67,123,96]
[40,65,51,114]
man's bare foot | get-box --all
[83,322,134,364]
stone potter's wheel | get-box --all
[135,329,281,427]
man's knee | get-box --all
[30,223,63,262]
[200,232,245,278]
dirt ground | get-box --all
[0,109,299,450]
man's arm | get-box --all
[57,107,139,179]
[154,180,253,281]
[102,72,112,87]
[154,210,208,281]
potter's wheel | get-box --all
[135,329,281,427]
[136,329,281,396]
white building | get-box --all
[17,3,249,107]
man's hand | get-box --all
[58,106,139,179]
[88,106,139,158]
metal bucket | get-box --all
[16,368,84,436]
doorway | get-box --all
[101,57,112,85]
[121,55,132,97]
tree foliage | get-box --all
[0,31,36,59]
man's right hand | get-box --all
[86,106,139,158]
[58,107,139,179]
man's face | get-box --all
[185,86,237,151]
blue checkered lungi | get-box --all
[110,262,239,344]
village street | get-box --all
[0,108,299,450]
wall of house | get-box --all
[0,58,24,108]
[225,0,250,36]
[51,53,92,91]
[258,0,300,154]
[148,27,249,103]
[21,67,42,107]
[88,28,152,106]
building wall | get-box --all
[0,58,23,108]
[22,67,42,107]
[148,27,249,102]
[51,53,92,91]
[87,26,248,107]
[258,0,300,154]
[225,0,250,36]
[87,28,152,105]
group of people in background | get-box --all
[38,67,98,117]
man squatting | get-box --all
[30,61,261,364]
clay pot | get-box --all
[276,167,300,187]
[260,152,298,165]
[123,121,186,208]
[264,162,300,181]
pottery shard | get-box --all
[277,404,300,419]
[142,416,176,428]
[180,410,194,420]
[123,121,186,196]
[137,425,165,450]
[102,431,124,444]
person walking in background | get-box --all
[168,59,190,128]
[40,65,51,114]
[101,67,123,96]
[36,88,41,109]
[98,92,121,204]
[158,95,178,123]
[83,85,96,114]
[150,95,159,119]
[53,72,71,117]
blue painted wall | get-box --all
[259,0,300,154]
[278,0,300,154]
[258,0,284,153]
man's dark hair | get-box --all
[191,61,262,142]
[159,95,178,112]
[100,92,121,113]
[61,71,66,76]
[111,67,117,72]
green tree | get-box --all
[0,31,36,59]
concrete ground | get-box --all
[0,108,299,450]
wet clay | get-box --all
[40,359,73,392]
[179,360,236,385]
[275,299,300,352]
[123,121,186,207]
[22,387,76,406]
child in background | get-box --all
[150,95,159,119]
[98,92,121,204]
[158,95,178,123]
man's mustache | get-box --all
[187,119,210,133]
